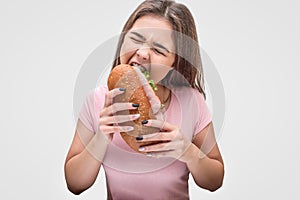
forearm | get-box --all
[184,144,224,192]
[65,132,109,194]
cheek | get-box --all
[150,57,174,83]
[120,40,139,64]
[150,66,172,83]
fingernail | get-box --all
[141,120,148,125]
[133,114,140,119]
[132,103,139,107]
[119,88,126,91]
[138,147,145,151]
[127,127,134,132]
[136,136,143,141]
[146,153,152,157]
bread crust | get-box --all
[107,64,161,152]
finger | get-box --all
[101,102,139,117]
[154,111,165,121]
[138,141,178,152]
[99,114,140,125]
[137,131,175,142]
[100,125,134,134]
[146,150,175,159]
[143,119,177,131]
[105,88,126,107]
[146,89,161,114]
[133,67,161,114]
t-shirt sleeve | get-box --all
[78,90,97,133]
[193,91,212,136]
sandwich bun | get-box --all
[107,64,162,152]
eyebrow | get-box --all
[153,42,170,53]
[130,31,170,53]
[130,31,146,41]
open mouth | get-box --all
[129,63,157,91]
[130,62,148,72]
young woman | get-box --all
[65,0,224,199]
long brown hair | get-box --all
[112,0,206,98]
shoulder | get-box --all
[172,86,205,102]
[83,85,108,114]
[172,86,209,118]
[85,85,108,102]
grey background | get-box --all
[1,0,299,199]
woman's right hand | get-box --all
[98,88,140,141]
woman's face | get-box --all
[120,15,175,83]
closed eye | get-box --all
[153,48,166,56]
[153,42,170,55]
[130,36,143,43]
[129,32,146,44]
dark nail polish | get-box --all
[141,120,148,125]
[132,103,139,107]
[136,136,143,141]
[119,88,126,91]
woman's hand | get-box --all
[98,88,140,141]
[136,119,193,162]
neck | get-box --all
[156,85,171,108]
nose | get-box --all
[136,46,150,61]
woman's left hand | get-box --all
[137,119,193,162]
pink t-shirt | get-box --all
[79,85,212,200]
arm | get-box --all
[64,88,140,195]
[137,121,224,192]
[64,120,109,195]
[184,122,224,192]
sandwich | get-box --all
[107,64,162,152]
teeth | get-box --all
[130,62,147,72]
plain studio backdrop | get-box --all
[1,0,299,199]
